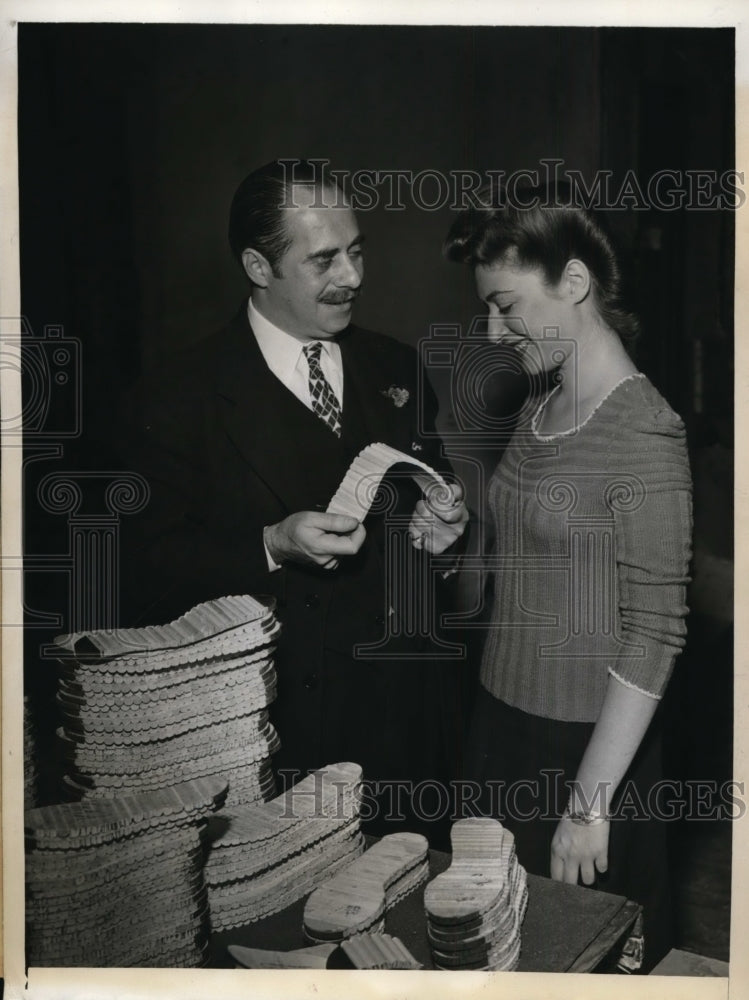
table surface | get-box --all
[209,846,641,973]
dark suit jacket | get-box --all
[117,302,464,797]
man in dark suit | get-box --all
[118,160,468,838]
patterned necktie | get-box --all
[303,341,342,437]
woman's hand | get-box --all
[408,482,469,554]
[550,675,661,888]
[550,815,610,886]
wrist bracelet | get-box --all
[562,804,610,827]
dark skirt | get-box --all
[463,685,673,972]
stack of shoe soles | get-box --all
[228,941,338,969]
[25,776,227,967]
[228,934,422,970]
[51,595,280,806]
[205,762,364,931]
[423,818,528,971]
[303,832,429,942]
[333,933,423,970]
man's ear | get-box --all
[241,248,273,287]
[562,258,591,304]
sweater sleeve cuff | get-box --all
[608,636,678,698]
[608,667,662,700]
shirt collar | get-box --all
[248,298,340,371]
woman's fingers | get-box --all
[550,853,565,882]
[551,816,610,886]
[563,859,580,885]
[580,859,597,886]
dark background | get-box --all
[18,23,735,960]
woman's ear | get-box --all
[562,258,591,304]
[241,248,273,287]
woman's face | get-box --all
[475,258,574,370]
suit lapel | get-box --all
[213,304,347,513]
[212,309,417,515]
[339,328,411,451]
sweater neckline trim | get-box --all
[531,371,645,442]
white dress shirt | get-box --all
[249,298,344,571]
[248,298,344,410]
[249,298,462,576]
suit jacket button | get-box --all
[305,593,319,608]
[303,673,318,690]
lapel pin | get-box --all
[380,386,410,408]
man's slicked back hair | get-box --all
[228,159,341,277]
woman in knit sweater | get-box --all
[445,188,692,971]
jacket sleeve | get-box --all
[114,372,278,628]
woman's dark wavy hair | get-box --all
[444,181,640,348]
[228,159,339,278]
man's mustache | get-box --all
[318,290,361,305]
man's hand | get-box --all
[408,481,469,555]
[550,815,610,886]
[264,512,366,570]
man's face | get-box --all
[261,188,364,341]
